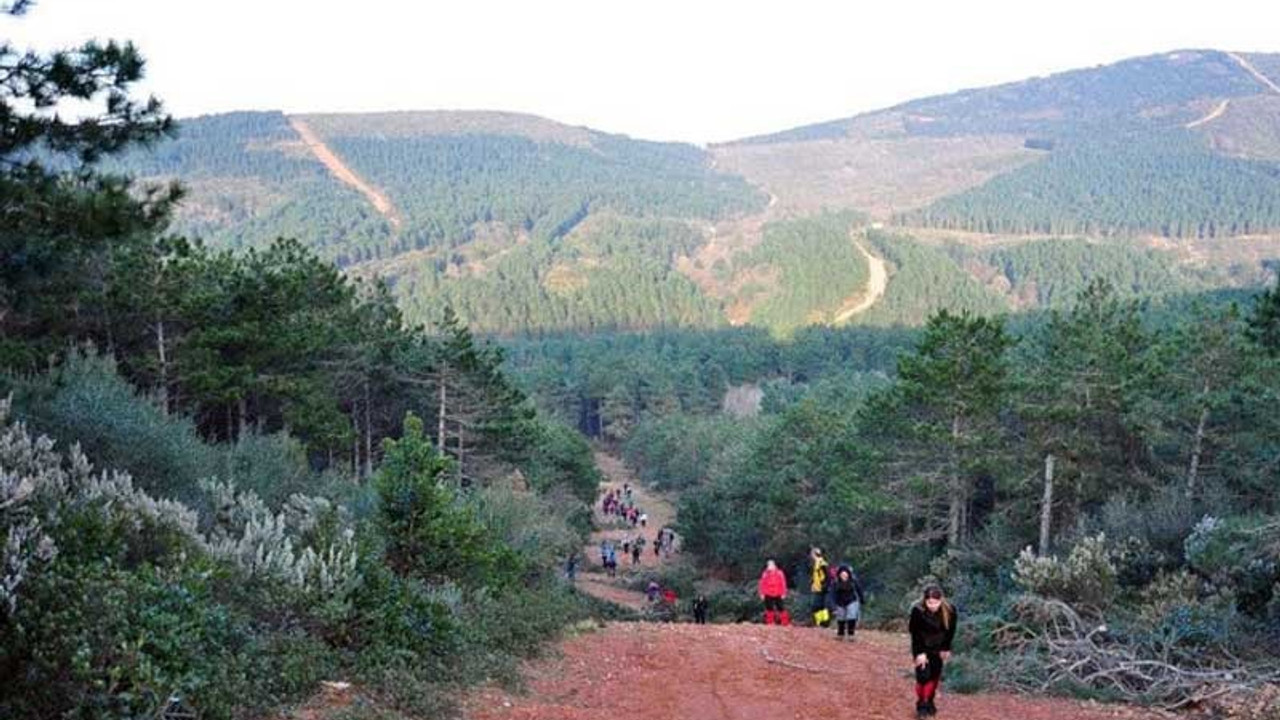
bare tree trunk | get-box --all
[1039,453,1055,556]
[237,396,248,441]
[947,413,964,547]
[457,427,466,486]
[363,379,373,478]
[437,374,447,454]
[155,320,169,415]
[352,407,361,478]
[1187,384,1211,497]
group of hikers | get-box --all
[600,483,647,528]
[757,547,958,718]
[594,482,677,573]
[756,548,863,636]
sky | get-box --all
[5,0,1279,145]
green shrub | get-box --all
[942,655,990,694]
[374,413,522,587]
[1013,534,1117,611]
[7,349,216,503]
[0,559,332,720]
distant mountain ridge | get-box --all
[105,49,1280,334]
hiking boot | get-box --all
[926,700,938,716]
[915,702,929,719]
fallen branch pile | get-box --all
[997,595,1280,712]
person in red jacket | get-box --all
[757,559,791,626]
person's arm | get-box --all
[854,577,865,604]
[909,606,925,658]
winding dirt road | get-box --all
[833,234,889,323]
[1185,99,1231,129]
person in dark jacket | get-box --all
[692,594,709,624]
[827,565,864,640]
[909,585,957,718]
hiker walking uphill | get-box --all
[758,559,791,626]
[692,594,709,624]
[808,547,831,627]
[827,565,865,640]
[910,585,958,718]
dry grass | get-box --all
[711,131,1040,220]
[291,110,597,147]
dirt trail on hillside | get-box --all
[460,623,1166,720]
[287,117,403,229]
[1185,99,1231,129]
[833,234,889,323]
[1228,52,1280,96]
[572,452,680,611]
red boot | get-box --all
[764,610,776,625]
[779,610,792,626]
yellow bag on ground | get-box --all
[814,608,830,625]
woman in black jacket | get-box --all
[827,565,864,640]
[908,585,957,718]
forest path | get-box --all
[288,117,403,230]
[459,623,1166,720]
[571,451,682,612]
[833,232,889,323]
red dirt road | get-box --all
[461,623,1165,720]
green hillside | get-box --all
[103,111,393,260]
[899,132,1280,238]
[98,50,1280,337]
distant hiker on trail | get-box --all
[633,536,646,564]
[639,511,648,528]
[660,527,676,558]
[827,564,864,640]
[910,585,958,719]
[565,553,578,582]
[661,586,677,607]
[758,559,790,626]
[622,536,632,555]
[604,544,618,577]
[692,594,709,625]
[646,579,661,603]
[808,547,831,627]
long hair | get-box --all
[921,585,953,630]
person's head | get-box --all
[921,585,953,627]
[765,559,777,571]
[811,547,822,559]
[838,567,851,581]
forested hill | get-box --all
[105,49,1280,335]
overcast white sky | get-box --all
[5,0,1279,144]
